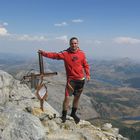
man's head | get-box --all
[69,37,79,52]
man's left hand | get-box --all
[86,76,90,82]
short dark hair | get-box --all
[69,37,78,43]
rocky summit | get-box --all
[0,70,128,140]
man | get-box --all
[38,37,90,123]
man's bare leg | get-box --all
[71,91,82,124]
[61,95,70,123]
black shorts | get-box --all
[69,79,85,96]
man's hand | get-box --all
[38,50,43,55]
[86,76,90,82]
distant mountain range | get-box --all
[89,58,140,88]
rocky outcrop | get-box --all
[16,70,99,120]
[0,70,129,140]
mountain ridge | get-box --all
[0,70,128,140]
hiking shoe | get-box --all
[70,113,80,124]
[61,110,67,123]
[61,115,66,123]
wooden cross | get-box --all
[23,52,57,111]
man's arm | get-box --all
[82,54,90,81]
[38,50,64,60]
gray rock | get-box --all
[1,107,46,140]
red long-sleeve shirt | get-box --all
[42,48,90,80]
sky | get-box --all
[0,0,140,60]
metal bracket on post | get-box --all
[23,52,57,111]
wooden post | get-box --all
[38,52,44,74]
[23,52,57,111]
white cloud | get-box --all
[0,27,9,36]
[0,23,48,41]
[54,22,68,27]
[72,19,84,23]
[0,29,48,42]
[16,34,48,42]
[54,19,83,27]
[55,35,68,43]
[113,37,140,45]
